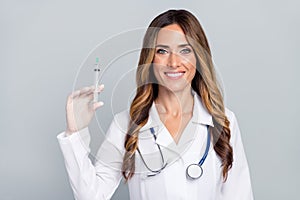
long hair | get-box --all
[122,9,233,181]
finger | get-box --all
[79,86,92,96]
[93,84,105,94]
[86,84,105,96]
[93,101,104,110]
[82,85,96,96]
[96,84,105,93]
[67,90,80,104]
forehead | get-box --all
[156,24,188,46]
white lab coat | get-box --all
[57,93,254,200]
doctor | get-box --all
[57,9,254,200]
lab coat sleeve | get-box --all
[57,117,125,200]
[220,111,254,200]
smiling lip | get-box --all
[164,71,185,79]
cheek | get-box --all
[153,55,166,65]
[190,68,196,79]
[152,64,161,81]
[186,57,197,80]
[182,54,197,67]
[184,57,197,74]
[186,67,196,83]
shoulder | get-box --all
[224,107,237,127]
[224,107,243,146]
[105,109,130,149]
[112,109,130,131]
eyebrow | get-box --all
[155,44,191,48]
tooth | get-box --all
[166,72,183,77]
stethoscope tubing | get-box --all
[137,125,211,179]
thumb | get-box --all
[93,101,104,110]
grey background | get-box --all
[1,0,299,199]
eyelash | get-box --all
[156,48,192,54]
[181,48,191,54]
[156,49,168,54]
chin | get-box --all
[160,83,191,93]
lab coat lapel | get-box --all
[138,103,173,154]
[139,92,214,154]
[137,105,174,172]
[176,93,214,153]
[176,94,201,148]
[193,93,214,128]
[159,92,215,153]
[139,103,178,153]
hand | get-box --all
[65,84,104,136]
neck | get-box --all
[155,86,194,116]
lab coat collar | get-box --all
[140,89,214,131]
[139,103,161,132]
[139,90,214,147]
[191,90,214,127]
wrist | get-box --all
[65,128,77,136]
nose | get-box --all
[167,52,181,68]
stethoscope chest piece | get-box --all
[186,164,203,179]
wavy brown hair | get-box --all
[122,9,233,181]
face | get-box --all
[152,24,197,93]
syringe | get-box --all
[94,57,100,102]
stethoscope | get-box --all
[137,125,211,179]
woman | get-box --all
[57,9,254,200]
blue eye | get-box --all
[180,48,192,54]
[156,49,168,54]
